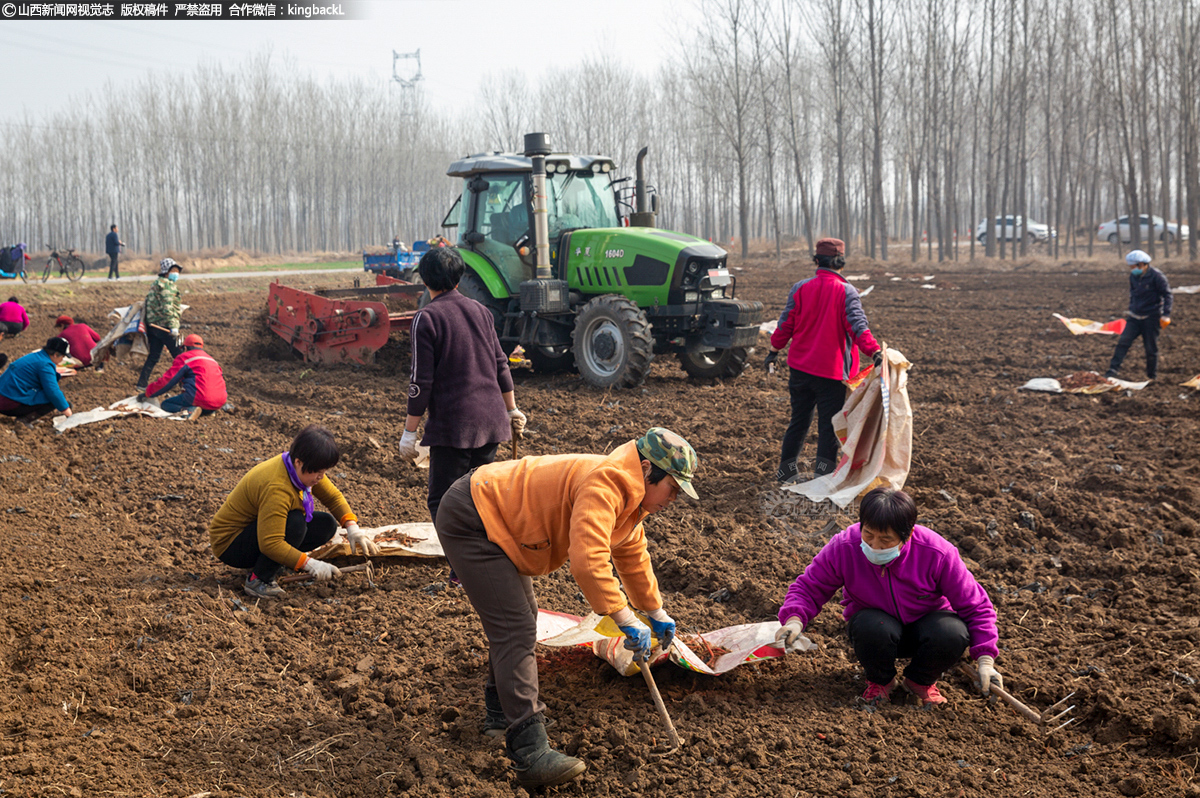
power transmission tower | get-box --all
[393,50,423,90]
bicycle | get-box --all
[42,246,85,283]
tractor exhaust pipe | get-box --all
[517,132,568,315]
[524,132,553,280]
[630,146,656,228]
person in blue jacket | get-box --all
[0,337,74,427]
[1106,249,1173,381]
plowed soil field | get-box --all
[2,252,1199,798]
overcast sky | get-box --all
[0,0,702,118]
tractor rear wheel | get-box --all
[527,345,575,374]
[679,347,749,379]
[572,295,654,389]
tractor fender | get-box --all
[459,250,511,299]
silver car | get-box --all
[1096,215,1190,244]
[975,215,1055,243]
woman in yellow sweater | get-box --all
[435,427,699,788]
[209,425,380,599]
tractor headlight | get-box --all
[710,288,725,299]
[684,291,700,303]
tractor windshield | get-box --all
[548,171,620,237]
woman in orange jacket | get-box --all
[434,427,699,788]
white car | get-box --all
[975,216,1055,243]
[1096,215,1189,244]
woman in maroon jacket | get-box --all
[396,247,527,523]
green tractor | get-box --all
[438,132,764,388]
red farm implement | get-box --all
[266,275,425,365]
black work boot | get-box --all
[505,713,585,788]
[814,457,836,477]
[482,685,506,738]
[776,460,799,483]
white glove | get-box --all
[170,327,179,338]
[508,407,527,436]
[397,429,420,462]
[976,655,1004,696]
[302,557,341,582]
[346,522,380,556]
[773,617,812,653]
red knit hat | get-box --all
[55,315,73,328]
[815,238,845,257]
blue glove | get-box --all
[647,611,676,653]
[618,620,653,661]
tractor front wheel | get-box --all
[679,347,749,379]
[572,295,654,389]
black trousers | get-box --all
[108,253,119,279]
[779,367,847,473]
[137,326,182,389]
[847,608,970,686]
[0,321,23,336]
[217,509,337,582]
[1108,315,1160,379]
[435,475,545,729]
[427,442,500,522]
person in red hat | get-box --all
[140,333,227,420]
[53,315,102,367]
[765,237,883,482]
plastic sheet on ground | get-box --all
[1183,374,1200,389]
[1174,285,1200,295]
[308,522,444,559]
[53,396,194,432]
[1053,371,1150,394]
[1053,313,1126,336]
[844,274,871,281]
[1019,378,1063,393]
[536,610,809,676]
[783,346,913,509]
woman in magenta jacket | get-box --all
[774,487,1003,707]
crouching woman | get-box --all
[208,425,380,599]
[775,487,1003,707]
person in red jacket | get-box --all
[53,316,102,367]
[140,334,227,419]
[765,238,883,483]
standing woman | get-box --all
[136,258,185,392]
[397,247,526,524]
[764,238,883,483]
[775,487,1003,707]
[209,425,381,599]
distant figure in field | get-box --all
[0,337,74,427]
[140,334,227,420]
[53,316,102,367]
[106,224,125,280]
[1106,249,1173,381]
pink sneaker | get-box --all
[903,678,947,706]
[860,677,898,705]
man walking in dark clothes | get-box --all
[105,224,125,280]
[1106,249,1173,381]
[396,247,527,523]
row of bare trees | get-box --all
[1,0,1198,262]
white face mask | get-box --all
[860,539,901,565]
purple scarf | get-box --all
[281,452,314,522]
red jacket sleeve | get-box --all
[147,353,186,397]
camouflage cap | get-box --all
[636,427,699,500]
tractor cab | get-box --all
[445,152,620,295]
